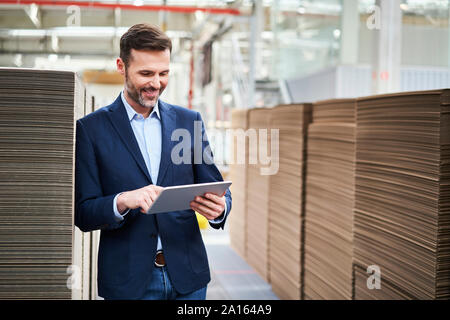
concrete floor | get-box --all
[202,225,279,300]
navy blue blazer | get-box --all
[74,95,232,299]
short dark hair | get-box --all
[120,23,172,67]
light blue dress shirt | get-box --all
[113,92,226,251]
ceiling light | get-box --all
[48,54,58,62]
[333,29,341,39]
[400,3,409,11]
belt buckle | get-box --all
[154,250,165,267]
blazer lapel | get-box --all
[107,96,152,183]
[157,100,176,186]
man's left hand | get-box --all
[190,192,226,221]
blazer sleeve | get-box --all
[192,112,232,230]
[74,119,126,232]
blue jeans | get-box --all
[140,265,207,300]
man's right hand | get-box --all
[117,185,164,214]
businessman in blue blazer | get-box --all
[75,23,232,300]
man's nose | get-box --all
[149,75,161,89]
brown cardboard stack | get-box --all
[268,104,312,300]
[304,99,356,300]
[71,81,95,300]
[228,109,249,259]
[84,89,100,300]
[354,89,450,300]
[0,68,92,299]
[246,108,272,282]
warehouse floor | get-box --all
[202,225,279,300]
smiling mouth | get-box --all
[142,88,158,99]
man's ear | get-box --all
[116,58,125,76]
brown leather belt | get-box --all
[154,250,166,267]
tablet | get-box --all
[146,181,232,214]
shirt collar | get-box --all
[120,91,161,121]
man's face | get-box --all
[118,48,170,109]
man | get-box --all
[75,23,232,300]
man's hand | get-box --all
[190,191,226,221]
[117,185,164,214]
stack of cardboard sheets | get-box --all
[0,68,88,299]
[228,109,249,259]
[304,99,356,300]
[85,88,100,300]
[246,108,272,282]
[268,104,312,299]
[353,89,450,300]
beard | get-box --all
[124,72,162,109]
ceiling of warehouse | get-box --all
[0,0,448,70]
